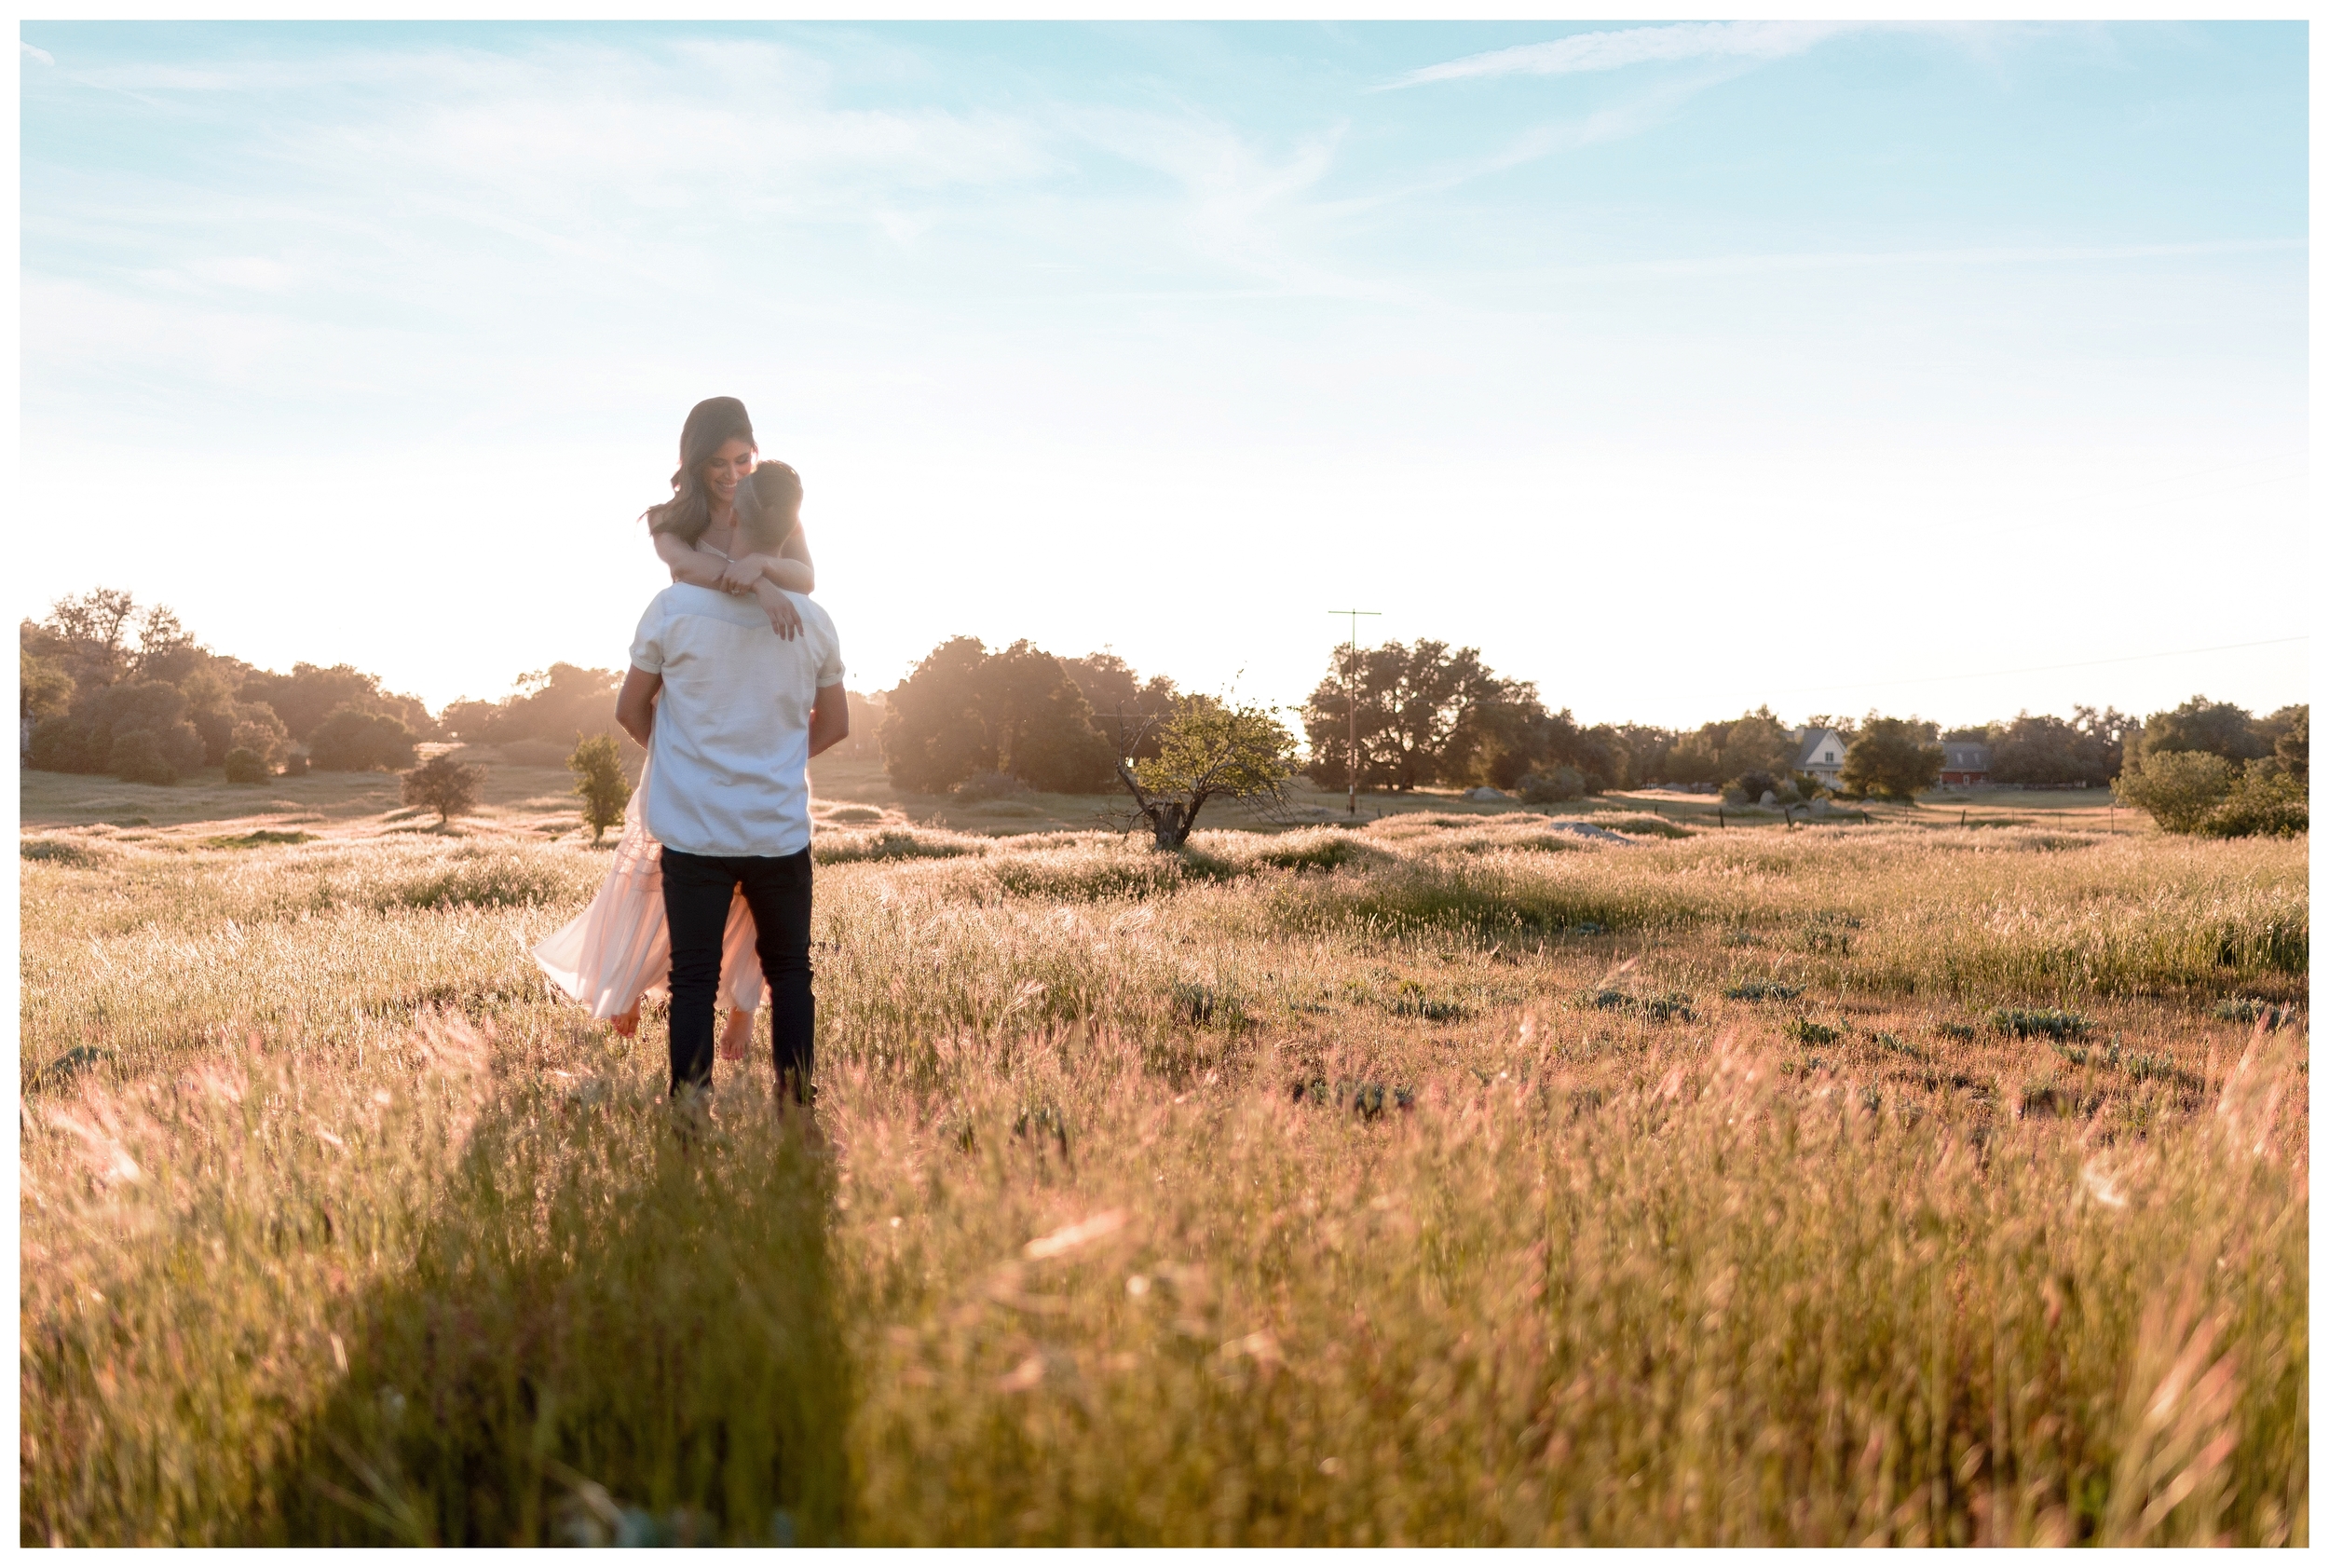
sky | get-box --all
[18,20,2310,731]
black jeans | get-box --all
[661,846,814,1099]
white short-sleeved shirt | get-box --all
[628,584,845,858]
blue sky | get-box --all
[19,21,2309,729]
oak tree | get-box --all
[1115,697,1297,850]
[402,753,485,827]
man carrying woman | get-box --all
[536,395,846,1109]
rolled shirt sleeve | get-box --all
[629,599,668,675]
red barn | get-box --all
[1940,740,1993,788]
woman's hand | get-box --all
[754,580,803,641]
[718,552,770,594]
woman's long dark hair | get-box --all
[644,396,756,546]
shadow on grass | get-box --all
[259,1080,851,1546]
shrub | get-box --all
[1723,980,1803,1002]
[1587,989,1694,1023]
[1871,1031,1927,1063]
[229,711,291,770]
[1989,1007,2088,1042]
[27,714,96,773]
[1172,981,1243,1028]
[1390,980,1468,1021]
[1723,769,1781,806]
[1518,767,1586,804]
[2114,750,2236,834]
[2199,761,2306,839]
[280,749,310,777]
[2211,997,2295,1029]
[402,754,486,827]
[567,734,633,845]
[191,696,288,767]
[1785,1016,1840,1046]
[2115,699,2303,839]
[1252,832,1381,874]
[107,728,179,785]
[308,705,418,771]
[20,837,116,866]
[223,747,271,784]
[81,681,208,775]
[1288,1079,1414,1117]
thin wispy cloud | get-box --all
[1385,21,1861,89]
[19,22,2306,726]
[65,38,1060,225]
[22,33,1413,410]
[1603,236,2308,279]
[1060,105,1402,301]
[22,40,54,65]
[1320,70,1733,221]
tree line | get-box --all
[19,590,2306,840]
[870,634,2302,840]
[20,589,441,784]
[18,590,648,786]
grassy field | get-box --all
[19,760,2309,1545]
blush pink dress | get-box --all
[532,756,766,1021]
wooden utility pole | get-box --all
[1327,609,1380,818]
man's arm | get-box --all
[616,665,662,749]
[808,683,850,758]
[772,525,814,593]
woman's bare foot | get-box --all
[611,1005,641,1039]
[717,1007,754,1062]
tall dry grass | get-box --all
[19,816,2309,1543]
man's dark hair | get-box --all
[744,460,804,554]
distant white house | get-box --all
[1791,727,1847,787]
